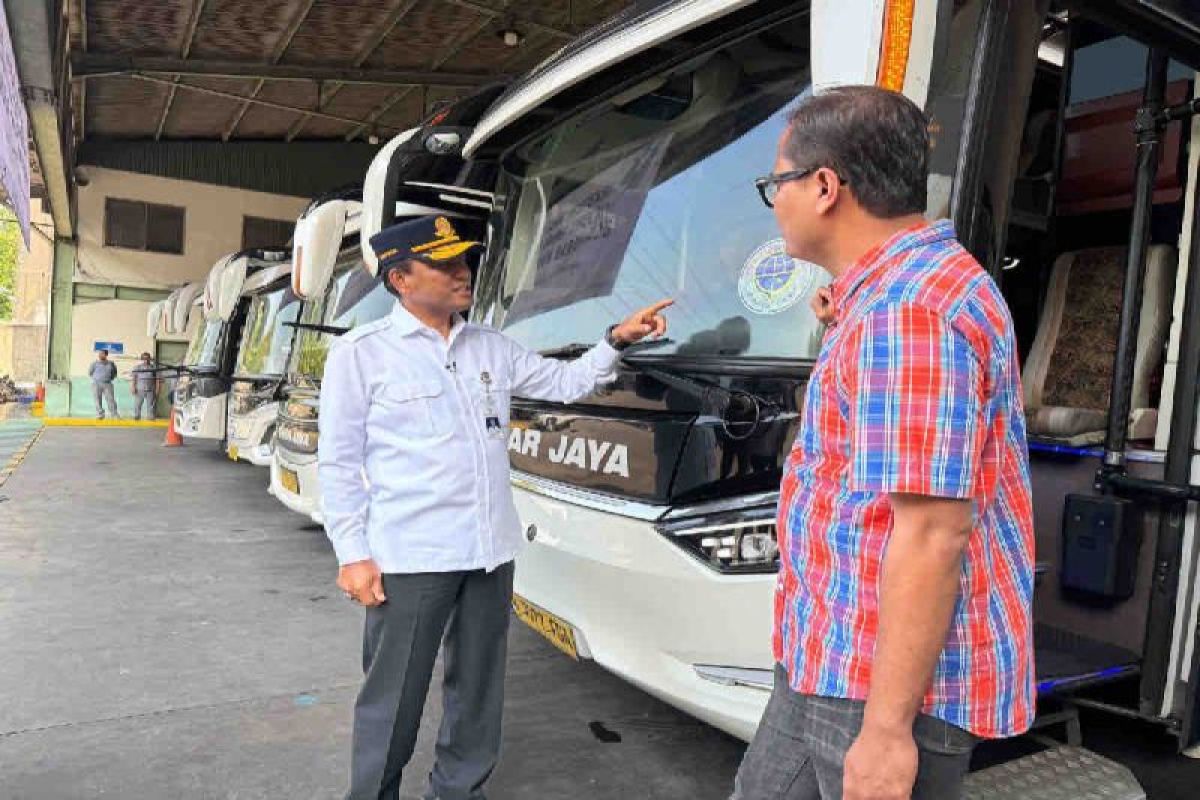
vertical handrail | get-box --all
[1102,48,1170,472]
[1142,107,1200,720]
[1137,118,1200,719]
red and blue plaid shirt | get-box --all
[774,220,1035,738]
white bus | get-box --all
[173,249,290,443]
[271,195,387,523]
[462,0,1200,784]
[224,259,303,466]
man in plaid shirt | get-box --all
[733,87,1035,800]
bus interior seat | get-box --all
[1021,244,1176,445]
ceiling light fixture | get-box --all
[498,27,523,47]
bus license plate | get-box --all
[281,467,300,495]
[512,594,578,660]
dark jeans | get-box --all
[731,665,977,800]
[347,563,514,800]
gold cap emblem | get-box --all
[435,217,456,239]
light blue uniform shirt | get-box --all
[318,302,621,573]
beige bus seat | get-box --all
[1022,245,1176,445]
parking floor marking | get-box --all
[40,418,169,428]
[0,421,44,488]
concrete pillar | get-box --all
[45,237,75,415]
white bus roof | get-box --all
[464,0,756,157]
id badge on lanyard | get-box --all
[480,371,505,439]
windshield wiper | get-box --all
[283,321,351,336]
[620,352,783,441]
[540,336,676,359]
[539,342,594,358]
[146,362,198,376]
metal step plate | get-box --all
[964,746,1145,800]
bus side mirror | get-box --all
[293,200,360,300]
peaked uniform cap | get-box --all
[369,215,482,273]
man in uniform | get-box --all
[88,349,119,420]
[319,215,672,800]
[130,352,159,421]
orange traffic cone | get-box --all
[163,410,183,447]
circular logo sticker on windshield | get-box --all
[737,239,822,315]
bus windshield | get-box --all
[475,15,829,361]
[235,284,302,377]
[185,315,224,369]
[290,262,393,380]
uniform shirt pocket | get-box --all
[375,380,450,438]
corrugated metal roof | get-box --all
[68,0,634,144]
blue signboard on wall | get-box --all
[94,341,124,354]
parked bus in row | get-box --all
[173,249,290,443]
[270,195,389,523]
[458,0,1200,787]
[225,259,304,466]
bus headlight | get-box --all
[173,375,193,404]
[285,397,318,420]
[230,381,269,416]
[658,517,780,574]
[277,419,318,454]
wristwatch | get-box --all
[605,324,631,351]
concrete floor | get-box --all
[0,427,1197,799]
[0,429,743,799]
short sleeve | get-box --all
[846,304,985,498]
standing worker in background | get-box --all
[130,352,159,421]
[732,86,1035,800]
[319,215,673,800]
[88,349,119,420]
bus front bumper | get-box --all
[511,484,775,743]
[227,403,278,466]
[175,394,226,440]
[270,449,323,526]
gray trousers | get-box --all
[731,665,977,800]
[348,562,514,800]
[92,382,118,418]
[133,390,156,420]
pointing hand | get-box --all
[611,299,674,345]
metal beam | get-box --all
[222,80,264,141]
[73,283,173,304]
[223,0,319,141]
[6,0,73,235]
[287,0,421,140]
[79,140,379,198]
[343,0,516,141]
[442,0,575,40]
[80,0,88,49]
[70,53,494,88]
[155,0,209,141]
[131,73,406,132]
[77,0,88,143]
[180,0,207,58]
[341,87,411,142]
[155,84,179,140]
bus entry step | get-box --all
[963,746,1144,799]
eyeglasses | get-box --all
[754,167,846,208]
